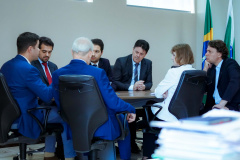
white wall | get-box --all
[196,0,240,69]
[0,0,205,89]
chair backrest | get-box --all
[58,75,108,153]
[168,70,207,119]
[0,73,21,143]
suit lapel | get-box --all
[35,61,48,83]
[218,59,226,85]
[127,55,133,78]
[48,62,55,74]
[140,59,146,80]
[98,58,103,69]
[207,65,216,93]
[212,66,216,88]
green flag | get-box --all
[224,0,235,59]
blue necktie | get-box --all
[134,63,139,83]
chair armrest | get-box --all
[115,111,129,141]
[143,104,163,123]
[143,104,163,133]
[27,107,51,133]
[143,103,162,109]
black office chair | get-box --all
[0,73,63,160]
[58,75,128,160]
[169,70,207,119]
[144,70,207,128]
[142,70,207,158]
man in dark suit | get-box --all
[90,38,116,90]
[52,37,136,160]
[31,37,64,159]
[31,37,58,86]
[113,39,152,153]
[113,39,152,91]
[202,40,240,114]
[1,32,76,160]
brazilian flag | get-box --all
[202,0,213,69]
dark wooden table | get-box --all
[116,90,163,108]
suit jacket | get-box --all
[52,59,135,140]
[113,54,152,91]
[203,58,240,113]
[0,55,53,139]
[152,64,195,121]
[98,58,117,90]
[31,60,58,86]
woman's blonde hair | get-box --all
[171,44,194,65]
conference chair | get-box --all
[58,75,128,160]
[142,70,207,157]
[144,70,207,129]
[0,73,63,160]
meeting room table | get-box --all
[116,90,163,108]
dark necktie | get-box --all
[93,64,97,67]
[42,62,52,85]
[134,63,139,83]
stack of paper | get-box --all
[150,109,240,160]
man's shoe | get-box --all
[55,144,64,160]
[131,143,141,153]
[115,146,120,154]
[74,156,79,160]
[44,156,59,160]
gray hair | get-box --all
[72,37,93,55]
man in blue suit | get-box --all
[52,37,136,160]
[1,32,76,160]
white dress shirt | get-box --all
[90,61,99,67]
[152,64,195,122]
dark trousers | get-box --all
[129,109,145,147]
[129,100,158,149]
[141,100,163,158]
[143,132,159,158]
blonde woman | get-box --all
[152,43,195,121]
[143,44,195,160]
